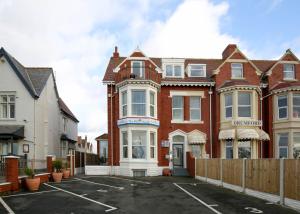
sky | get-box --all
[1,0,300,150]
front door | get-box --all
[173,144,183,168]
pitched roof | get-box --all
[58,98,79,122]
[218,79,257,89]
[271,81,300,91]
[26,67,53,96]
[95,133,108,140]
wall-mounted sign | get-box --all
[232,120,262,126]
[161,140,170,148]
[23,144,29,153]
[117,118,160,127]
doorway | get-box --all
[173,144,184,168]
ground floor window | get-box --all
[60,141,68,157]
[191,145,201,158]
[0,141,18,156]
[132,130,147,159]
[99,140,108,164]
[293,132,300,159]
[150,132,156,159]
[122,131,128,158]
[225,140,233,159]
[238,140,251,159]
[278,133,288,158]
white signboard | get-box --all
[232,120,262,126]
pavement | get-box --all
[0,175,299,214]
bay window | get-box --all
[172,96,183,120]
[293,94,300,118]
[132,61,144,78]
[132,131,147,159]
[150,91,155,117]
[238,140,251,158]
[238,92,251,117]
[122,91,127,117]
[293,132,300,159]
[278,95,288,119]
[225,140,233,159]
[122,131,128,158]
[190,96,201,120]
[0,94,15,119]
[231,63,243,78]
[224,93,233,119]
[278,133,288,158]
[283,64,295,80]
[191,145,201,158]
[132,90,146,116]
[189,64,206,77]
[150,132,156,159]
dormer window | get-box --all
[231,63,243,78]
[188,64,206,77]
[131,61,144,78]
[165,64,183,77]
[283,64,295,80]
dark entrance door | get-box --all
[173,144,183,168]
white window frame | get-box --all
[131,61,144,78]
[122,131,128,159]
[225,140,233,159]
[278,95,288,120]
[132,130,147,159]
[188,64,206,77]
[238,92,252,118]
[277,133,289,158]
[172,96,184,121]
[0,94,16,120]
[164,64,183,78]
[131,90,146,116]
[231,63,243,79]
[150,91,155,118]
[190,96,201,121]
[293,94,300,118]
[283,64,295,80]
[121,91,128,117]
[293,132,300,159]
[238,140,251,159]
[224,93,233,119]
[150,132,156,159]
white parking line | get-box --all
[44,183,117,212]
[103,176,151,184]
[174,183,222,214]
[0,197,15,214]
[74,178,124,190]
[2,190,59,198]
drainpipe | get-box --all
[209,87,213,158]
[110,85,114,173]
[260,94,263,159]
[33,99,36,171]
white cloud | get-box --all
[142,0,239,58]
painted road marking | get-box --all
[2,190,59,198]
[174,183,222,214]
[81,194,88,196]
[209,205,219,207]
[97,189,108,193]
[0,197,15,214]
[104,176,151,184]
[130,184,137,187]
[74,178,124,190]
[44,183,118,212]
[245,207,263,213]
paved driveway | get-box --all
[0,176,298,214]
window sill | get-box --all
[171,120,204,124]
[283,78,297,82]
[231,77,245,80]
[0,118,16,121]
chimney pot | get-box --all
[113,46,119,58]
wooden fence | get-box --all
[196,158,300,204]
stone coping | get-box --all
[4,156,20,159]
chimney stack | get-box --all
[222,44,237,59]
[113,46,119,58]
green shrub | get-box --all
[24,167,35,179]
[52,160,63,172]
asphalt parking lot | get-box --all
[0,175,299,214]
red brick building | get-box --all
[102,45,300,176]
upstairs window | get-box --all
[224,93,233,119]
[190,96,201,120]
[165,64,183,77]
[132,61,144,78]
[121,91,128,117]
[150,91,155,117]
[189,64,206,77]
[278,133,288,158]
[278,95,288,119]
[283,64,295,80]
[231,63,243,78]
[0,94,15,119]
[172,96,183,120]
[293,94,300,118]
[132,90,146,116]
[238,92,251,118]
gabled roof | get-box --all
[26,67,53,96]
[95,133,108,140]
[58,98,79,123]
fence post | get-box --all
[194,158,197,178]
[46,155,53,173]
[220,158,223,187]
[242,158,247,193]
[279,158,285,205]
[5,156,20,191]
[205,158,208,182]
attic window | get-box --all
[131,61,144,78]
[165,64,183,77]
[189,64,206,77]
[231,63,243,79]
[283,64,295,80]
